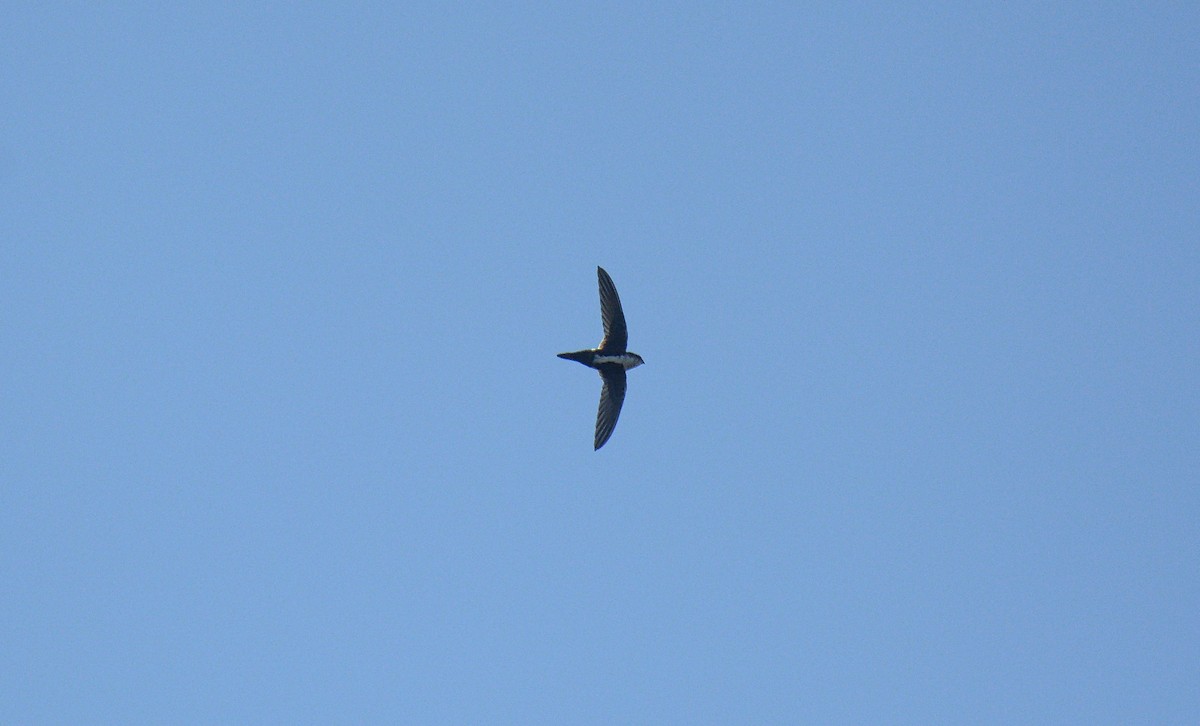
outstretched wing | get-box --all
[597,266,628,353]
[594,364,627,450]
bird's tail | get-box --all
[557,350,592,364]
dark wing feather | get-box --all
[594,364,627,450]
[597,266,628,353]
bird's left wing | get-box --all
[594,364,627,450]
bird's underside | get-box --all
[557,267,643,450]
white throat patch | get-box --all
[594,353,643,369]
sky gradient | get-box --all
[3,4,1198,723]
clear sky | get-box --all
[3,3,1197,723]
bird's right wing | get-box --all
[597,266,628,352]
[594,364,627,450]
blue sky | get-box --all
[3,3,1197,723]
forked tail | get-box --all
[557,350,592,365]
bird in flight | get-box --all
[558,266,645,450]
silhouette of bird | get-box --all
[557,267,645,450]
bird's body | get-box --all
[558,267,644,450]
[557,351,645,370]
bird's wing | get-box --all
[594,364,627,450]
[597,266,628,353]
